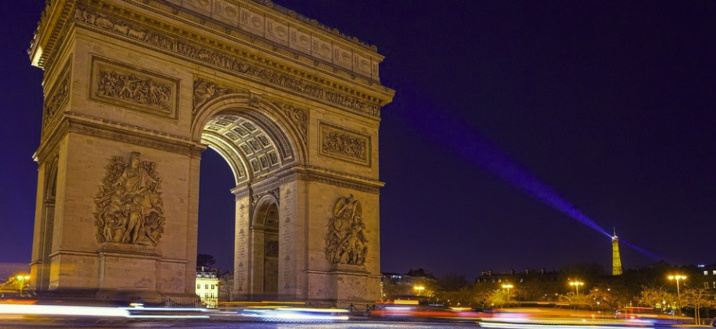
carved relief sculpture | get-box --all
[281,104,308,143]
[90,57,178,118]
[96,70,172,110]
[43,62,71,128]
[319,123,370,166]
[94,152,165,246]
[193,79,235,114]
[325,195,367,266]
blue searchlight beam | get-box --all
[402,103,660,260]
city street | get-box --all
[0,318,480,329]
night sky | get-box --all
[1,1,714,280]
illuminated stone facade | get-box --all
[196,267,219,308]
[28,0,393,305]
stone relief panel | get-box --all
[94,152,165,246]
[90,57,179,118]
[43,60,71,128]
[325,195,367,266]
[319,122,371,166]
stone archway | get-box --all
[194,93,306,300]
[28,0,394,305]
[251,196,279,295]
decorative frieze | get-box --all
[74,7,173,50]
[43,60,71,128]
[90,57,179,118]
[94,152,165,246]
[319,122,371,166]
[326,195,367,266]
[74,6,381,117]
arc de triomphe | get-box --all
[28,0,393,305]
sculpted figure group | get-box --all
[322,132,367,161]
[96,71,172,110]
[95,152,165,246]
[326,195,368,266]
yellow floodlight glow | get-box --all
[568,280,585,296]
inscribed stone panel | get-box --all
[212,0,239,26]
[333,45,352,70]
[90,56,179,118]
[239,7,265,36]
[183,0,212,17]
[265,17,289,46]
[311,36,332,62]
[319,122,371,166]
[353,53,371,77]
[289,27,311,54]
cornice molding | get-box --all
[35,113,205,162]
[71,4,389,118]
[278,165,383,194]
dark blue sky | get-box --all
[2,1,715,279]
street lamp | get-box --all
[569,280,584,296]
[668,274,686,316]
[413,285,425,297]
[16,275,30,297]
[502,283,514,305]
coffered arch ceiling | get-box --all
[200,111,295,185]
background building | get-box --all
[196,267,219,308]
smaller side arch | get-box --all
[249,193,280,295]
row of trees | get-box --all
[383,263,716,324]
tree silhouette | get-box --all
[197,253,216,267]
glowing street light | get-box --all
[413,285,425,296]
[569,280,584,296]
[502,283,514,305]
[16,275,30,297]
[668,274,686,316]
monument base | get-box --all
[329,264,377,307]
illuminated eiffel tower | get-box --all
[612,228,623,275]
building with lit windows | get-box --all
[195,267,219,308]
[698,264,716,289]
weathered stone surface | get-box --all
[29,0,393,304]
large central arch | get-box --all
[27,0,394,305]
[196,93,307,299]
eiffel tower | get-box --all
[612,228,623,276]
